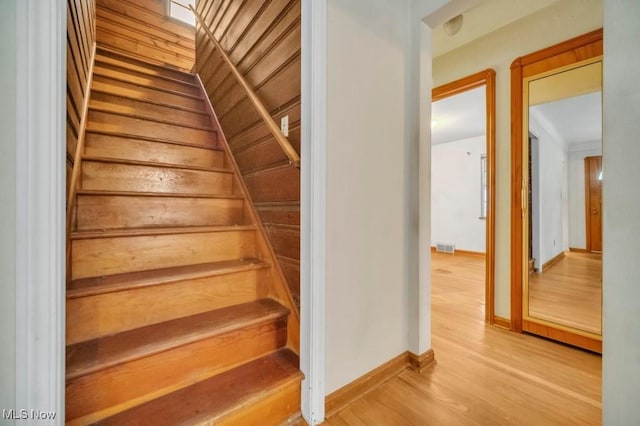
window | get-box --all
[480,155,487,219]
[169,0,195,26]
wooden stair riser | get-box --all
[92,75,204,110]
[71,229,257,280]
[65,319,288,424]
[87,110,216,147]
[84,132,224,169]
[94,64,200,95]
[90,91,212,128]
[66,268,270,345]
[217,380,301,426]
[76,195,244,230]
[80,161,234,195]
[95,51,196,84]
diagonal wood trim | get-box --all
[325,350,435,417]
[195,73,300,354]
[67,42,97,282]
[432,69,496,326]
[190,5,300,168]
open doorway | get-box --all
[431,70,496,325]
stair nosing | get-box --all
[84,129,221,152]
[96,46,196,80]
[67,258,270,299]
[89,88,209,116]
[75,189,243,200]
[71,224,257,240]
[93,59,200,89]
[92,71,204,102]
[88,105,216,133]
[65,299,289,381]
[81,155,231,174]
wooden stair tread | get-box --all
[71,224,257,240]
[94,58,199,88]
[95,46,195,81]
[88,104,215,132]
[68,258,269,298]
[85,129,221,151]
[66,299,289,380]
[97,349,302,426]
[93,67,202,100]
[76,189,243,199]
[81,156,230,174]
[89,87,207,115]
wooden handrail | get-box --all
[189,5,300,168]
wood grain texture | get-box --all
[324,252,601,425]
[66,300,288,423]
[195,0,301,307]
[96,0,195,71]
[71,227,257,279]
[97,349,302,426]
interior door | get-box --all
[585,156,603,252]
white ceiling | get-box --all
[531,92,602,146]
[431,86,485,145]
[432,0,561,58]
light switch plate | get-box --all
[280,115,289,137]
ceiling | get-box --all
[431,86,485,145]
[432,0,561,58]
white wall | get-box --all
[0,1,17,421]
[326,0,410,394]
[568,141,602,249]
[602,0,640,422]
[529,114,568,266]
[433,0,603,318]
[431,135,486,252]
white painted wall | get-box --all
[0,1,17,421]
[568,142,602,249]
[602,1,640,422]
[431,135,486,252]
[326,0,410,394]
[529,114,568,266]
[433,0,603,317]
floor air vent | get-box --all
[436,243,455,254]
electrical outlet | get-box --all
[280,115,289,137]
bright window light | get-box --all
[169,0,195,26]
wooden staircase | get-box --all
[66,47,302,425]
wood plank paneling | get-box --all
[67,0,97,202]
[96,0,195,71]
[196,0,301,307]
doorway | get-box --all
[431,70,496,324]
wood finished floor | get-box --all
[529,251,602,334]
[322,252,602,425]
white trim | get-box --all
[15,0,66,423]
[301,0,327,423]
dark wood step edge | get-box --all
[67,258,270,299]
[65,300,290,380]
[80,155,231,174]
[94,59,200,89]
[88,105,216,133]
[92,71,204,102]
[96,46,195,80]
[76,189,243,200]
[84,129,221,152]
[70,224,257,240]
[89,88,210,116]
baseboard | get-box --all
[408,349,436,373]
[493,316,511,329]
[430,246,485,257]
[325,350,435,417]
[569,247,589,253]
[542,251,565,272]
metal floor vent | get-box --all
[436,243,455,254]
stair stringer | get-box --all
[195,74,300,354]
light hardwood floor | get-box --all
[529,251,602,334]
[322,252,601,425]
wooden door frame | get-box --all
[585,155,603,253]
[432,69,497,324]
[510,29,603,338]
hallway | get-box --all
[323,252,601,425]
